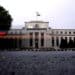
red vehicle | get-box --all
[0,32,7,36]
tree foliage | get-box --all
[68,39,74,48]
[0,38,22,50]
[60,38,75,49]
[0,5,12,31]
[60,38,67,48]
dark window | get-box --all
[41,33,44,36]
[35,24,39,28]
[35,32,39,38]
[41,39,44,46]
[56,37,59,46]
[35,32,39,35]
[41,33,44,46]
[29,32,33,46]
[30,38,33,46]
[35,39,38,48]
[60,31,63,34]
[73,32,75,34]
[52,37,54,47]
[41,33,44,38]
[69,32,71,34]
[65,32,67,34]
[65,37,67,40]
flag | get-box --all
[36,12,40,16]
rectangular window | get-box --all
[52,37,54,47]
[56,37,59,46]
[69,32,71,34]
[29,32,33,46]
[60,31,63,34]
[65,32,67,34]
[35,32,39,38]
[73,32,75,34]
[30,38,33,46]
[41,33,44,46]
[41,39,44,46]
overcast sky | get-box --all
[0,0,75,29]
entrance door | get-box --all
[35,39,38,48]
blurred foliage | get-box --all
[0,5,12,31]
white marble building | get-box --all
[7,20,75,49]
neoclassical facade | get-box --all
[2,20,75,49]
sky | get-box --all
[0,0,75,29]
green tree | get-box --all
[0,5,12,31]
[60,38,68,48]
[68,39,74,48]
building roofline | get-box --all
[25,20,49,23]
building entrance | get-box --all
[35,39,38,48]
[35,32,39,48]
